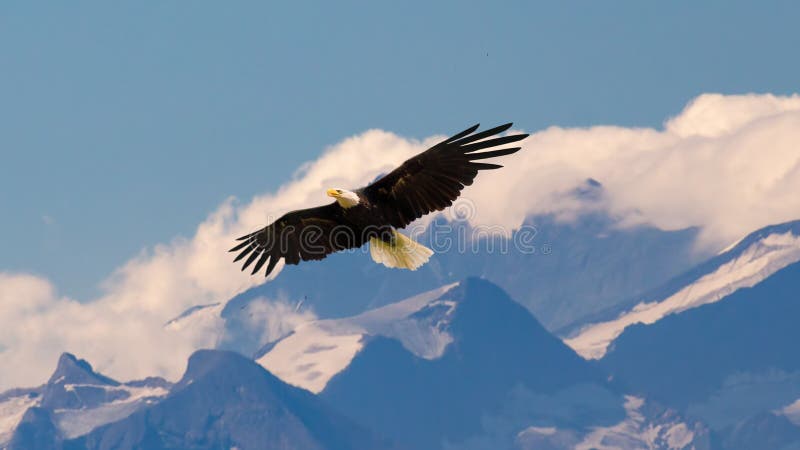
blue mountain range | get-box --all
[3,219,800,449]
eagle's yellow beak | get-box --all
[326,189,340,198]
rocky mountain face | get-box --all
[564,220,800,359]
[597,260,800,447]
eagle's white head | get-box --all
[327,188,360,208]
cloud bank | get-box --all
[1,93,800,390]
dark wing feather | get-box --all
[229,203,364,277]
[363,123,528,228]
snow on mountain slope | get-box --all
[0,383,168,446]
[516,396,707,450]
[575,397,695,450]
[256,283,459,393]
[54,383,168,439]
[0,393,39,446]
[565,227,800,359]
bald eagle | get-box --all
[230,123,528,276]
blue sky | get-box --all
[1,0,799,300]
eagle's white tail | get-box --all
[369,231,433,270]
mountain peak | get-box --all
[258,278,600,396]
[178,349,276,389]
[320,278,602,448]
[69,349,394,450]
[451,276,511,302]
[47,352,118,387]
[256,283,461,393]
[40,353,128,410]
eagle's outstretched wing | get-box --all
[229,203,365,277]
[363,123,528,228]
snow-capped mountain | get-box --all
[6,264,800,449]
[255,283,459,393]
[514,396,710,450]
[600,258,800,436]
[564,220,800,359]
[67,350,395,450]
[253,277,711,450]
[3,350,395,450]
[273,277,718,450]
[10,219,800,449]
[315,278,605,449]
[0,353,170,449]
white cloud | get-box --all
[1,93,800,390]
[459,93,800,252]
[0,130,426,390]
